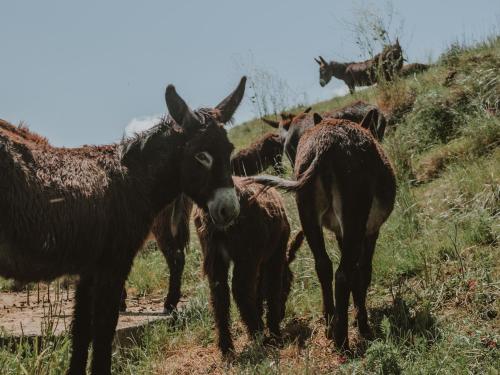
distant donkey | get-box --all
[120,128,288,313]
[315,39,403,93]
[263,101,387,166]
[246,111,396,351]
[400,62,430,77]
[194,177,304,356]
[0,77,246,375]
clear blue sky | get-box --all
[1,0,498,146]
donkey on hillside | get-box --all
[246,112,396,351]
[315,39,403,93]
[400,62,430,77]
[120,128,289,313]
[263,101,386,166]
[194,177,304,356]
[0,77,246,375]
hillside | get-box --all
[1,37,499,374]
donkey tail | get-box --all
[287,230,304,264]
[244,152,320,193]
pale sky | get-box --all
[1,0,498,146]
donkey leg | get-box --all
[68,276,93,375]
[297,192,335,338]
[160,240,185,313]
[263,249,287,337]
[207,254,233,355]
[352,231,378,338]
[232,261,264,339]
[90,274,127,375]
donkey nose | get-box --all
[218,206,234,224]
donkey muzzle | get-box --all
[207,187,240,228]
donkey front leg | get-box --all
[90,273,127,375]
[207,254,233,355]
[232,261,264,339]
[159,239,185,313]
[68,276,93,375]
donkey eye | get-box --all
[195,151,213,169]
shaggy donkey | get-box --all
[230,132,285,176]
[315,39,403,93]
[263,102,386,167]
[0,77,246,375]
[246,112,396,351]
[120,129,288,313]
[194,177,304,356]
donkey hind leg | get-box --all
[333,195,372,351]
[90,273,127,375]
[297,190,335,339]
[232,261,264,339]
[264,247,286,337]
[352,231,378,338]
[68,276,93,375]
[208,253,233,355]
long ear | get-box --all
[262,118,280,128]
[165,84,199,133]
[313,113,323,125]
[314,57,322,65]
[319,56,327,65]
[215,76,247,123]
[360,108,379,131]
[303,107,312,114]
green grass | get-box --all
[1,36,499,374]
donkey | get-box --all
[246,112,396,351]
[263,102,386,167]
[0,77,246,375]
[119,128,289,313]
[400,62,430,77]
[231,132,285,176]
[194,177,304,356]
[315,39,403,93]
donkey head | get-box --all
[314,56,332,87]
[164,77,247,228]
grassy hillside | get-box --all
[1,36,499,374]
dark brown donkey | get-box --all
[194,177,304,356]
[246,112,396,351]
[0,77,246,375]
[120,129,288,313]
[315,39,403,93]
[263,102,386,167]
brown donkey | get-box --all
[263,102,386,167]
[194,177,304,356]
[120,128,288,313]
[0,77,246,375]
[246,112,396,350]
[315,39,403,93]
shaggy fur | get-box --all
[315,40,403,93]
[193,178,303,355]
[231,132,284,176]
[246,116,396,351]
[0,77,246,375]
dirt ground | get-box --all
[0,283,175,339]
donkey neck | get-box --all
[329,61,349,79]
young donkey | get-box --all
[194,177,304,356]
[247,112,396,350]
[0,77,246,375]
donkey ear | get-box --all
[313,113,323,125]
[215,76,247,123]
[319,56,327,65]
[314,57,322,65]
[165,85,200,133]
[303,107,312,114]
[360,108,379,131]
[262,118,280,128]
